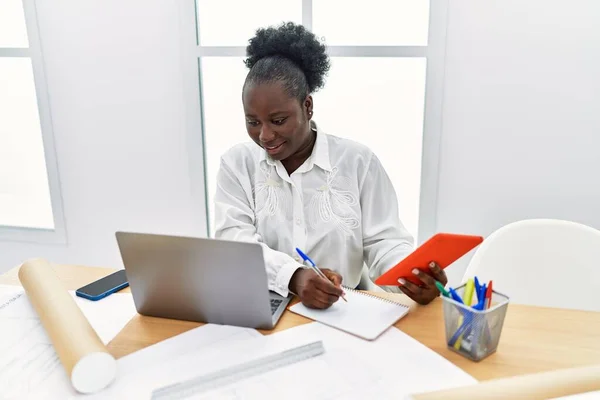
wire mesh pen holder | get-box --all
[442,284,510,362]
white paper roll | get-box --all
[410,364,600,400]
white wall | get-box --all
[4,0,600,287]
[437,0,600,284]
[0,0,206,273]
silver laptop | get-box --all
[115,231,291,330]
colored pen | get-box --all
[435,281,450,297]
[456,282,485,349]
[295,248,347,302]
[471,283,486,310]
[480,283,487,305]
[485,280,493,309]
[464,278,475,307]
[454,280,473,350]
[448,287,464,304]
[474,276,481,301]
[449,317,472,347]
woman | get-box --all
[214,22,447,309]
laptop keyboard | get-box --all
[270,298,283,315]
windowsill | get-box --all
[0,225,67,245]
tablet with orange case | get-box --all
[374,233,484,286]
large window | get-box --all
[0,0,64,242]
[196,0,439,240]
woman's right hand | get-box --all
[289,268,344,309]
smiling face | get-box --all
[242,81,313,162]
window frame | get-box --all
[183,0,448,244]
[0,0,67,244]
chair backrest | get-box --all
[462,219,600,312]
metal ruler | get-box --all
[151,340,325,400]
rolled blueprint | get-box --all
[408,363,600,400]
[18,258,117,394]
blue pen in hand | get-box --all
[295,248,347,302]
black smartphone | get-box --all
[75,270,129,301]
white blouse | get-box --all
[213,122,415,297]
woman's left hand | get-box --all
[397,262,448,305]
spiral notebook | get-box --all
[289,288,410,340]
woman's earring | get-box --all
[308,111,313,117]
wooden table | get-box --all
[2,263,600,382]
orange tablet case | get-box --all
[374,233,484,286]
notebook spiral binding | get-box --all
[342,286,410,308]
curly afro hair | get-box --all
[243,22,330,101]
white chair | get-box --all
[462,218,600,312]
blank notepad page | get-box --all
[289,289,410,340]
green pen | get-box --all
[435,281,450,297]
